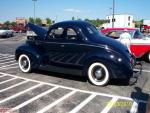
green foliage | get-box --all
[10,22,17,26]
[46,18,52,25]
[4,21,10,26]
[72,16,75,20]
[85,19,109,27]
[133,20,143,28]
[35,18,42,25]
[29,17,34,23]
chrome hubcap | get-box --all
[92,66,105,82]
[95,68,102,79]
[21,57,29,70]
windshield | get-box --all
[106,30,135,39]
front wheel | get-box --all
[87,62,110,86]
[18,54,32,73]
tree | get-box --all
[4,21,10,26]
[46,18,52,25]
[72,16,75,20]
[10,22,17,26]
[35,18,42,25]
[29,17,34,23]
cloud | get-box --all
[64,8,82,13]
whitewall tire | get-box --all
[148,52,150,62]
[88,62,110,86]
[18,54,32,73]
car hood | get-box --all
[90,35,129,56]
[27,23,48,38]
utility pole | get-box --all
[32,0,37,24]
[112,0,115,28]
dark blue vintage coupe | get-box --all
[15,21,133,86]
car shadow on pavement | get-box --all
[33,69,87,82]
[32,69,134,86]
[130,87,149,113]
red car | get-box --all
[101,28,150,62]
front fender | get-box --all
[15,43,41,65]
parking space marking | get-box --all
[69,94,96,113]
[11,86,59,111]
[0,66,19,70]
[0,57,15,62]
[37,90,77,113]
[0,83,42,104]
[0,81,28,93]
[134,69,150,73]
[101,97,119,113]
[130,99,139,113]
[0,74,7,78]
[0,60,16,65]
[0,54,18,70]
[0,56,14,60]
[0,77,17,85]
[0,53,14,57]
[0,72,147,104]
[0,71,148,113]
[0,63,18,68]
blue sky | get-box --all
[0,0,150,22]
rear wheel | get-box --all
[87,62,110,86]
[18,54,32,73]
[147,52,150,63]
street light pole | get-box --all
[32,0,37,24]
[112,0,115,28]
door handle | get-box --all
[60,44,65,47]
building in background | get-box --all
[102,14,134,28]
[16,17,27,26]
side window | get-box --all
[48,27,64,40]
[66,28,78,40]
[133,31,142,39]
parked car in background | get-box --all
[10,24,27,33]
[15,21,133,86]
[101,28,150,62]
[0,27,14,38]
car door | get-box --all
[41,26,66,66]
[130,30,146,57]
[56,26,89,69]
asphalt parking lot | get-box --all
[0,34,149,113]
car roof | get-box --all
[52,20,91,28]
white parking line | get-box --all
[0,53,14,57]
[0,60,16,65]
[0,72,147,104]
[130,100,139,113]
[101,97,119,113]
[0,57,15,62]
[0,74,7,78]
[69,94,96,113]
[0,81,28,93]
[0,56,14,60]
[0,84,42,104]
[134,69,150,73]
[0,63,18,68]
[0,77,17,85]
[0,66,19,70]
[11,86,59,111]
[37,90,77,113]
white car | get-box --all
[0,27,14,38]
